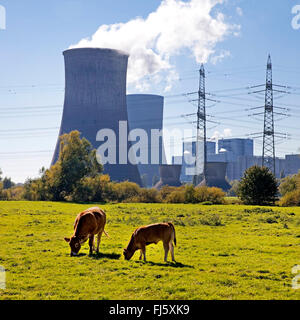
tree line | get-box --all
[1,130,300,206]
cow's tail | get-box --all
[168,222,176,246]
[103,230,110,238]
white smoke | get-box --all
[211,128,232,141]
[70,0,239,91]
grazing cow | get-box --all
[64,207,108,257]
[123,222,176,262]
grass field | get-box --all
[1,201,300,300]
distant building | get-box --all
[218,138,253,162]
[127,94,164,187]
[285,154,300,176]
[183,141,216,157]
[176,138,300,184]
[179,141,216,183]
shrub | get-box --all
[279,175,298,196]
[194,186,225,204]
[109,181,141,203]
[279,190,300,207]
[184,185,197,203]
[237,165,278,206]
[199,213,223,226]
[139,188,161,203]
[125,188,161,203]
[159,185,184,202]
[165,190,185,203]
[225,197,243,205]
[1,186,24,201]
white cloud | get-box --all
[236,7,243,17]
[70,0,239,91]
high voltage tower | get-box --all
[194,64,207,185]
[262,55,276,173]
[248,54,289,175]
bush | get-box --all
[159,185,184,202]
[194,186,225,204]
[110,181,141,202]
[125,188,161,203]
[165,190,186,203]
[237,165,278,206]
[279,190,300,207]
[199,213,223,226]
[164,185,225,204]
[279,175,298,196]
[1,186,24,201]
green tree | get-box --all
[24,131,103,201]
[2,177,15,190]
[237,165,278,205]
[279,175,298,197]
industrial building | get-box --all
[198,162,231,191]
[50,48,300,188]
[177,138,300,187]
[51,48,141,185]
[218,138,253,161]
[179,141,216,183]
[154,165,182,190]
[127,94,164,187]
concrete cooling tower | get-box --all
[127,94,164,187]
[51,48,141,185]
[198,162,231,191]
[154,165,182,190]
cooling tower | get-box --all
[154,165,182,190]
[127,94,165,187]
[198,162,231,191]
[51,48,141,185]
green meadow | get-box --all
[1,201,300,300]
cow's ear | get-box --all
[64,237,70,242]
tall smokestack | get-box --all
[52,48,141,185]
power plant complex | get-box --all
[51,49,300,191]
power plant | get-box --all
[50,49,297,192]
[154,165,182,190]
[198,162,231,191]
[51,48,141,185]
[127,94,164,187]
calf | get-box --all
[64,207,108,256]
[123,222,176,262]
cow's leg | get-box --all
[163,241,169,262]
[141,246,146,262]
[169,241,175,262]
[96,231,103,254]
[89,235,94,255]
[139,250,143,260]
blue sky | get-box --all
[0,0,299,183]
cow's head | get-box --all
[64,236,81,256]
[123,248,135,261]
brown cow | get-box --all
[64,207,108,256]
[123,222,176,262]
